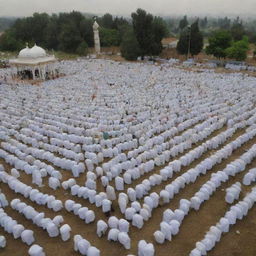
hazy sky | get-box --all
[0,0,255,17]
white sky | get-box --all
[0,0,255,17]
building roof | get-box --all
[9,56,56,65]
[9,44,56,66]
[18,44,47,59]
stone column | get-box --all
[42,65,46,80]
[93,20,101,54]
[32,67,35,80]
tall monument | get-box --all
[93,18,101,54]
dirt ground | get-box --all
[1,124,256,256]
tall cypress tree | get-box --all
[131,9,154,58]
[179,16,188,31]
[177,20,203,57]
[131,9,168,58]
[176,26,190,55]
[190,19,204,56]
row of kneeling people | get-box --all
[0,169,63,212]
[189,186,256,256]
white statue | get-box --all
[93,18,101,54]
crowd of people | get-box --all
[0,59,256,255]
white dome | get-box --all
[18,46,31,58]
[29,44,47,58]
[18,44,47,59]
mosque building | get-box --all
[9,44,57,81]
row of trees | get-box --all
[0,9,168,61]
[167,15,256,43]
[206,32,249,61]
[176,17,251,61]
[0,10,254,61]
[1,14,256,41]
[0,12,130,54]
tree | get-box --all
[150,16,168,55]
[225,36,249,61]
[179,16,188,31]
[11,13,50,48]
[112,17,129,30]
[99,13,114,29]
[79,18,94,47]
[44,15,59,49]
[131,9,167,57]
[206,30,232,58]
[131,8,154,58]
[0,29,23,51]
[59,22,83,52]
[99,28,120,47]
[231,22,245,41]
[190,20,203,56]
[177,20,203,56]
[29,13,50,46]
[0,11,130,53]
[121,29,140,60]
[176,27,190,55]
[57,11,93,50]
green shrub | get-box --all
[76,41,88,56]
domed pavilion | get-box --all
[9,44,57,81]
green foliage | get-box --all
[176,28,189,55]
[99,28,120,47]
[190,20,204,56]
[121,29,140,61]
[177,20,203,56]
[152,17,169,41]
[225,36,249,61]
[0,29,23,51]
[236,36,249,50]
[44,15,59,50]
[59,22,83,53]
[206,30,232,58]
[179,16,188,30]
[0,11,92,53]
[0,11,130,53]
[99,13,114,29]
[76,41,88,56]
[112,17,129,30]
[132,8,154,57]
[131,9,167,57]
[150,16,168,55]
[79,18,94,47]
